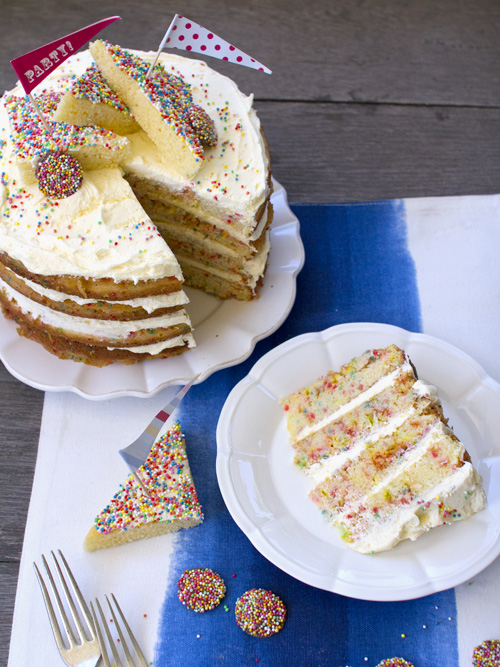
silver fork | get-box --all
[90,593,148,667]
[33,550,100,667]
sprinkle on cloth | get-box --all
[35,151,83,198]
[235,589,286,638]
[375,660,415,667]
[473,640,500,667]
[177,568,226,612]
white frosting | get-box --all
[19,274,189,313]
[108,333,195,354]
[1,280,190,343]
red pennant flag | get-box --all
[11,16,121,95]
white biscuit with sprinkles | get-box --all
[84,421,203,551]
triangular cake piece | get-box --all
[4,91,130,184]
[89,39,205,179]
[54,64,140,135]
[84,421,203,551]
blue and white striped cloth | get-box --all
[8,195,500,667]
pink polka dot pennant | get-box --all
[156,14,271,74]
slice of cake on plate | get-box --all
[281,344,486,553]
[84,421,203,551]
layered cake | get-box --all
[281,345,486,553]
[0,40,272,364]
[84,421,203,551]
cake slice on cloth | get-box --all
[281,345,487,553]
[84,421,203,551]
[54,64,140,135]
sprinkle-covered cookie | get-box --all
[186,105,217,148]
[235,589,286,638]
[473,640,500,667]
[35,151,83,198]
[177,568,226,612]
[375,660,415,667]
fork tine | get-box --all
[33,560,68,654]
[94,597,122,667]
[42,553,78,648]
[90,601,112,667]
[106,594,137,666]
[110,594,148,667]
[53,550,94,643]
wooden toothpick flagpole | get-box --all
[146,20,175,78]
[28,93,51,132]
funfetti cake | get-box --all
[0,39,272,364]
[281,345,487,553]
[89,40,273,300]
[84,421,203,551]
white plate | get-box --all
[216,322,500,601]
[0,181,304,399]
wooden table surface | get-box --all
[1,0,499,663]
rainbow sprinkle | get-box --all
[35,151,83,198]
[235,589,286,638]
[177,568,226,612]
[93,421,203,534]
[473,640,500,666]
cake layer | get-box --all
[282,345,410,442]
[0,262,188,321]
[310,419,485,553]
[282,345,486,553]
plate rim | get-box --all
[216,321,500,601]
[0,179,304,400]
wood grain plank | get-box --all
[1,0,500,106]
[258,101,500,202]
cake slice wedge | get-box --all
[89,39,205,179]
[84,421,203,551]
[54,64,140,135]
[281,345,487,553]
